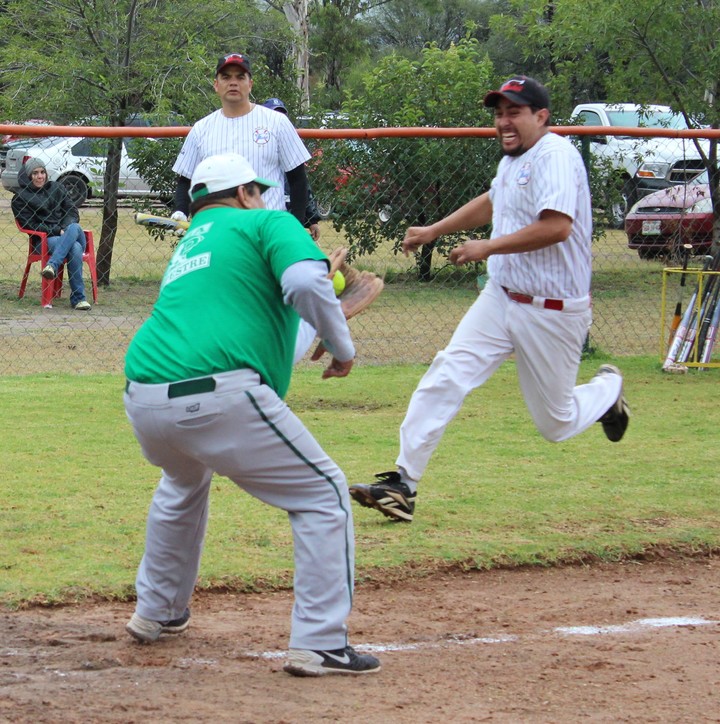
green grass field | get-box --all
[2,357,718,609]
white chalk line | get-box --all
[242,616,718,661]
[2,616,714,673]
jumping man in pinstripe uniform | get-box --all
[171,53,311,224]
[349,76,630,524]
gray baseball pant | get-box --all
[124,368,354,650]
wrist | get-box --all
[428,222,443,241]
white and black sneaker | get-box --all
[596,364,630,442]
[284,645,381,677]
[126,608,191,643]
[349,471,416,522]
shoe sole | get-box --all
[603,397,630,442]
[283,662,382,677]
[349,487,413,522]
[41,269,55,280]
[598,365,630,442]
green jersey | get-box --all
[125,206,327,398]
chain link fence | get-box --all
[1,125,718,375]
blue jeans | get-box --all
[47,223,87,305]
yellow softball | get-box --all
[332,270,346,295]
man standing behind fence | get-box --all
[349,76,630,523]
[170,52,310,225]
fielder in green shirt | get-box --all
[123,153,381,677]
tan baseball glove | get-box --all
[328,247,385,319]
[325,247,384,320]
[311,248,384,361]
[337,262,384,320]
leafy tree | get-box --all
[0,0,296,284]
[367,0,496,55]
[259,0,393,109]
[309,3,372,109]
[496,0,720,253]
[262,0,312,108]
[311,38,499,278]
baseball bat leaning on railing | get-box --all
[662,254,715,371]
[667,243,693,348]
[677,251,720,364]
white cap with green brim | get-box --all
[190,153,278,201]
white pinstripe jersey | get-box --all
[487,132,592,299]
[173,105,311,211]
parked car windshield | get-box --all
[605,109,689,129]
[689,170,709,185]
[4,138,38,151]
[23,136,61,150]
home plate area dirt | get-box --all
[2,556,719,723]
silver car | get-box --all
[1,135,153,207]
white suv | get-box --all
[572,103,706,223]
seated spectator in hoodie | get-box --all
[11,157,91,310]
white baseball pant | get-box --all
[397,279,621,482]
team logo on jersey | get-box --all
[253,127,270,145]
[517,162,532,186]
[161,222,213,289]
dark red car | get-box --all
[625,172,713,259]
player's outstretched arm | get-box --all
[450,210,572,265]
[402,192,492,256]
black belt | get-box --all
[502,286,564,311]
[125,376,217,398]
[167,376,216,398]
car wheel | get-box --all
[315,196,332,219]
[609,199,627,229]
[608,178,636,229]
[59,174,89,207]
[378,205,392,223]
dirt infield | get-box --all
[2,556,719,723]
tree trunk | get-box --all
[418,241,435,282]
[282,0,310,110]
[96,137,123,286]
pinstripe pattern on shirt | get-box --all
[487,133,592,299]
[173,105,311,211]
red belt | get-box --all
[502,286,564,311]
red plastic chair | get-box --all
[16,220,98,308]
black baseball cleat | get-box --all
[284,645,381,677]
[349,471,416,522]
[126,608,191,643]
[596,364,630,442]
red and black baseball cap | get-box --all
[483,76,550,110]
[216,53,252,76]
